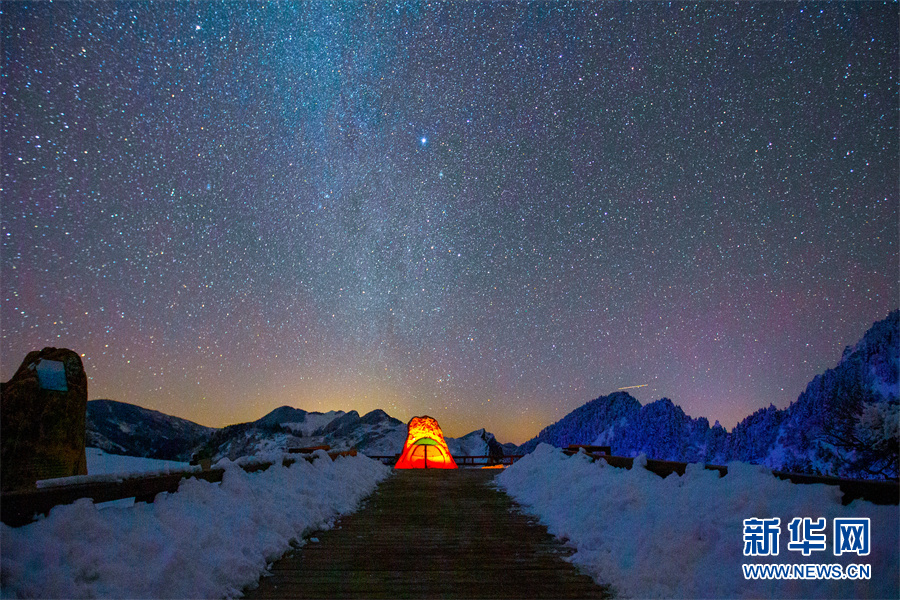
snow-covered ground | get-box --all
[1,452,391,598]
[498,444,899,599]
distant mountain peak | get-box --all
[253,406,309,428]
[360,409,402,426]
[518,310,899,479]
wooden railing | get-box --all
[569,451,899,506]
[0,450,354,528]
[366,454,525,467]
[4,447,894,527]
[453,455,524,466]
[564,445,611,455]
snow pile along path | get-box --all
[1,452,391,598]
[497,444,899,599]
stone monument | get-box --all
[1,347,88,491]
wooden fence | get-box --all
[3,447,895,527]
[567,450,899,506]
[0,450,352,527]
[367,454,525,467]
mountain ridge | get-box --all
[86,399,215,461]
[85,401,512,464]
[86,310,898,477]
[519,310,899,479]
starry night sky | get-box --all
[2,2,897,443]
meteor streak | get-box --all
[618,384,648,391]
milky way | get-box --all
[2,2,897,442]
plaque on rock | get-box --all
[35,359,68,392]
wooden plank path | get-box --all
[243,469,609,599]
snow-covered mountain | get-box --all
[191,408,520,462]
[517,391,718,462]
[192,407,410,461]
[87,312,896,475]
[86,399,214,462]
[86,401,511,463]
[760,309,899,477]
[520,310,899,479]
[446,428,517,459]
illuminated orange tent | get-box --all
[394,415,458,469]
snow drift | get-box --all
[1,452,391,598]
[498,444,898,599]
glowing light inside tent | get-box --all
[394,415,458,469]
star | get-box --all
[0,1,895,444]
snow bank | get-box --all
[1,454,391,598]
[498,444,899,599]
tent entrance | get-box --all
[410,438,444,468]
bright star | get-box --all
[420,136,427,146]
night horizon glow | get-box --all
[2,2,897,444]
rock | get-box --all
[487,435,506,464]
[1,347,88,491]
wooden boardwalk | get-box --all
[243,469,609,599]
